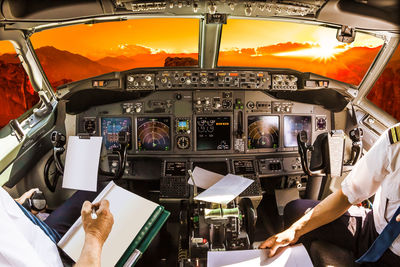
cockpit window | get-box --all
[0,41,39,129]
[30,18,199,89]
[218,19,384,86]
[366,44,400,121]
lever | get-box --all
[236,110,243,138]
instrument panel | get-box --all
[76,69,331,170]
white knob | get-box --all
[145,75,152,81]
[205,100,210,105]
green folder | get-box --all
[116,206,170,267]
[58,182,170,267]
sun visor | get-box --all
[1,0,105,21]
[318,0,400,31]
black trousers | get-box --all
[284,199,400,267]
[44,187,103,236]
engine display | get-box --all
[247,116,279,149]
[100,117,132,150]
[196,116,231,151]
[137,117,171,151]
[284,115,312,147]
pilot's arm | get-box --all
[260,127,395,257]
[75,200,114,267]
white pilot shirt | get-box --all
[341,123,400,256]
[0,187,63,266]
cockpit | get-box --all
[0,1,399,266]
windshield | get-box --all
[219,19,384,86]
[30,18,199,89]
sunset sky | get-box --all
[0,18,383,59]
[0,18,385,86]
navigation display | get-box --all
[284,115,312,147]
[196,116,231,151]
[101,117,132,150]
[137,117,171,151]
[248,116,279,149]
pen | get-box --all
[91,206,98,219]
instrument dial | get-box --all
[176,136,190,150]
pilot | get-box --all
[0,187,114,266]
[260,123,400,266]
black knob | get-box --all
[176,93,182,100]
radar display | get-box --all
[248,116,279,149]
[137,117,171,151]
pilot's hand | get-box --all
[81,200,114,246]
[259,228,299,257]
[397,214,400,222]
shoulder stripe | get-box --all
[388,126,400,144]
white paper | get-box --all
[59,182,159,267]
[194,174,253,204]
[62,136,103,192]
[207,244,313,267]
[188,167,224,189]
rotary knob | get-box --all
[127,76,134,82]
[145,75,152,82]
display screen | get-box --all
[196,116,231,151]
[192,161,228,175]
[248,116,279,149]
[165,162,186,176]
[176,119,190,133]
[284,115,312,147]
[137,117,171,151]
[233,160,255,175]
[100,117,132,150]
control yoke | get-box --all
[297,130,324,176]
[45,130,131,192]
[99,129,130,180]
[346,127,363,166]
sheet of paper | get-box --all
[59,182,159,267]
[62,136,102,192]
[194,174,253,204]
[207,244,313,267]
[188,167,224,189]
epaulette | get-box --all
[388,125,400,144]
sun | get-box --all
[273,43,348,62]
[272,31,350,62]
